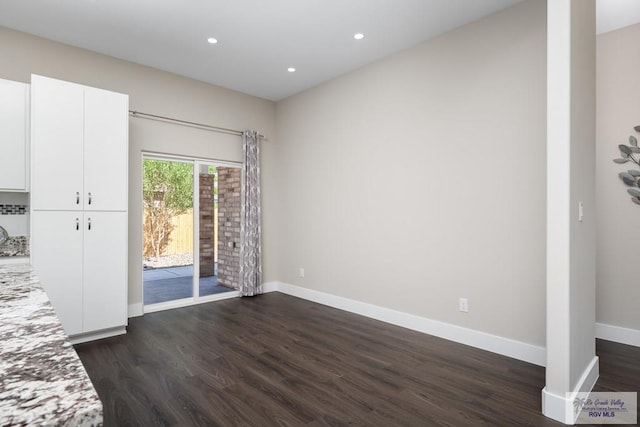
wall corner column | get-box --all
[543,0,598,424]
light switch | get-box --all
[578,202,584,222]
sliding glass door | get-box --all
[142,154,241,312]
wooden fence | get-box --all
[143,208,218,257]
[165,210,194,255]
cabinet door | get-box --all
[31,75,84,210]
[83,211,127,332]
[31,211,84,336]
[0,79,29,191]
[84,87,128,211]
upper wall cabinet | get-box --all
[31,75,128,211]
[0,78,30,192]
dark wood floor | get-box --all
[75,293,639,426]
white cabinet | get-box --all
[31,75,128,211]
[31,212,83,335]
[30,75,129,341]
[31,211,127,336]
[30,77,83,209]
[83,211,127,332]
[0,78,29,191]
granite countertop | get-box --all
[0,263,102,426]
[0,236,29,257]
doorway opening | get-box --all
[142,155,241,312]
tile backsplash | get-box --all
[0,204,27,215]
[0,193,29,236]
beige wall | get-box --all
[596,24,640,331]
[568,0,597,389]
[0,26,277,309]
[274,0,547,346]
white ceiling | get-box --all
[596,0,640,34]
[0,1,637,101]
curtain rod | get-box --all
[129,110,265,139]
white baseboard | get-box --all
[128,302,143,318]
[70,326,127,345]
[596,322,640,347]
[272,281,546,367]
[542,356,599,424]
[262,281,279,293]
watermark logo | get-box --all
[572,392,637,424]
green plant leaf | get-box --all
[631,136,638,147]
[634,125,640,133]
[628,188,640,198]
[628,170,640,177]
[631,146,640,153]
[619,145,632,155]
[632,197,640,205]
[614,158,630,164]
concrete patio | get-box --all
[143,264,233,305]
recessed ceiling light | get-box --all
[207,37,218,44]
[287,67,296,73]
[354,33,365,40]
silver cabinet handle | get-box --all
[87,218,91,231]
[88,192,92,205]
[76,192,80,204]
[76,218,80,231]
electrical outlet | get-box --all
[299,268,305,278]
[459,298,469,313]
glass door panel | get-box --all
[142,158,194,305]
[197,163,235,296]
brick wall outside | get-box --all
[217,167,241,289]
[199,174,215,277]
